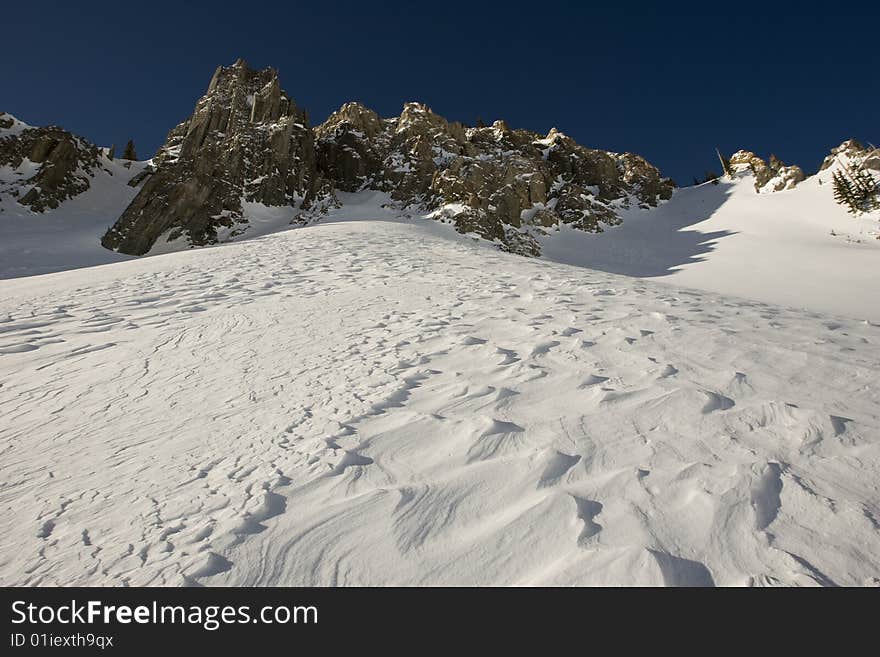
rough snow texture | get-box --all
[1,219,878,587]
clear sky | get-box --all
[3,1,877,185]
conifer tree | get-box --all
[832,170,857,212]
[852,168,878,204]
[833,162,879,215]
[122,139,137,161]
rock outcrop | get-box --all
[102,61,673,256]
[729,150,805,193]
[315,103,674,253]
[102,59,327,255]
[0,112,101,212]
[820,139,880,173]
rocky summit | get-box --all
[722,140,878,196]
[101,59,326,256]
[315,103,674,255]
[819,139,880,173]
[99,59,673,257]
[0,112,102,213]
[729,150,806,193]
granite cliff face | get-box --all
[0,113,102,212]
[101,59,326,255]
[101,60,673,256]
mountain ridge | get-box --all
[98,59,676,256]
[1,59,877,267]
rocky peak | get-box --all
[535,127,565,144]
[820,139,864,169]
[729,149,805,193]
[398,102,434,124]
[820,139,879,172]
[316,102,384,140]
[315,100,673,253]
[101,61,675,257]
[0,112,102,212]
[102,59,326,255]
[314,103,389,193]
[0,112,20,132]
[393,103,466,154]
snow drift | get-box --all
[0,218,878,586]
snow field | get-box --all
[1,221,878,586]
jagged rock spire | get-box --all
[102,61,324,255]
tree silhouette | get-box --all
[122,140,137,161]
[832,163,878,215]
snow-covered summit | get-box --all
[728,150,805,193]
[819,138,880,174]
[0,112,31,138]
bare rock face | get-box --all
[314,102,387,192]
[730,150,805,193]
[0,112,101,212]
[315,104,674,254]
[102,60,327,255]
[102,61,674,257]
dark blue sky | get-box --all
[4,1,877,185]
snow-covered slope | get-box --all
[0,117,149,278]
[1,219,878,586]
[539,170,880,321]
[2,129,877,323]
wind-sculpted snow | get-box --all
[0,221,878,586]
